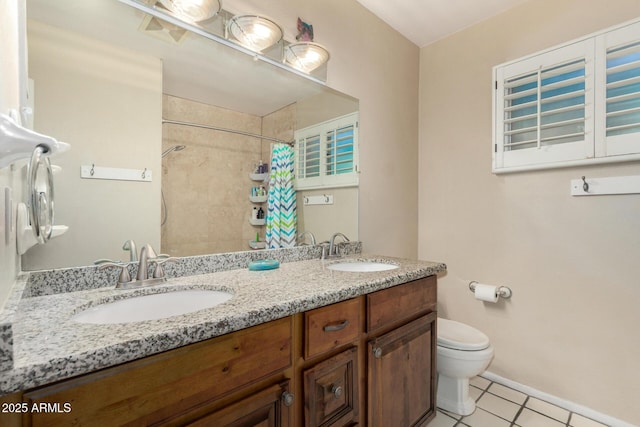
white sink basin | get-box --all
[72,289,233,324]
[327,261,399,272]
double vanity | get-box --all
[0,245,446,426]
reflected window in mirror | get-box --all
[295,112,359,190]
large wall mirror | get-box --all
[23,0,359,270]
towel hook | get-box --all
[581,176,589,192]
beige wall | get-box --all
[162,95,263,255]
[297,187,358,243]
[22,21,162,269]
[419,1,640,423]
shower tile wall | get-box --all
[162,95,267,256]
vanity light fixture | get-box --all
[119,0,328,82]
[284,42,330,73]
[227,15,284,53]
[157,0,221,23]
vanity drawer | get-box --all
[305,298,361,359]
[367,276,436,332]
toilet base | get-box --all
[436,374,476,416]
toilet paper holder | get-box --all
[469,281,512,299]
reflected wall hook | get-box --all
[582,176,589,192]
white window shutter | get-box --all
[596,21,640,157]
[294,112,359,190]
[494,39,595,171]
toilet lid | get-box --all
[437,318,490,351]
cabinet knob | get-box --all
[282,391,294,407]
[373,347,382,359]
[330,385,343,399]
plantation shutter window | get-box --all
[326,123,355,176]
[494,39,595,171]
[298,133,321,179]
[493,19,640,173]
[597,21,640,157]
[295,112,359,190]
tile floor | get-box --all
[430,376,610,427]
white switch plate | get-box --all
[3,187,12,245]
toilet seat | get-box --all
[437,318,490,351]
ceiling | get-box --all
[355,0,529,47]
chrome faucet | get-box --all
[136,244,157,281]
[122,239,138,262]
[297,231,316,246]
[328,232,350,258]
[99,244,177,289]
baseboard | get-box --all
[482,371,636,427]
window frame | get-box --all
[493,18,640,174]
[294,112,359,190]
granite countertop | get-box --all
[0,254,445,395]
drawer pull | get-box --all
[330,385,343,399]
[373,347,382,358]
[323,320,350,332]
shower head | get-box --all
[162,145,186,158]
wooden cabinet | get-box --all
[23,317,293,427]
[367,313,437,427]
[366,276,438,427]
[13,275,437,427]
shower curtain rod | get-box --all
[162,119,295,146]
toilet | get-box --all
[436,317,494,416]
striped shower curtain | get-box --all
[266,144,297,248]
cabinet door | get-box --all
[367,313,437,427]
[304,347,359,427]
[187,381,293,427]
